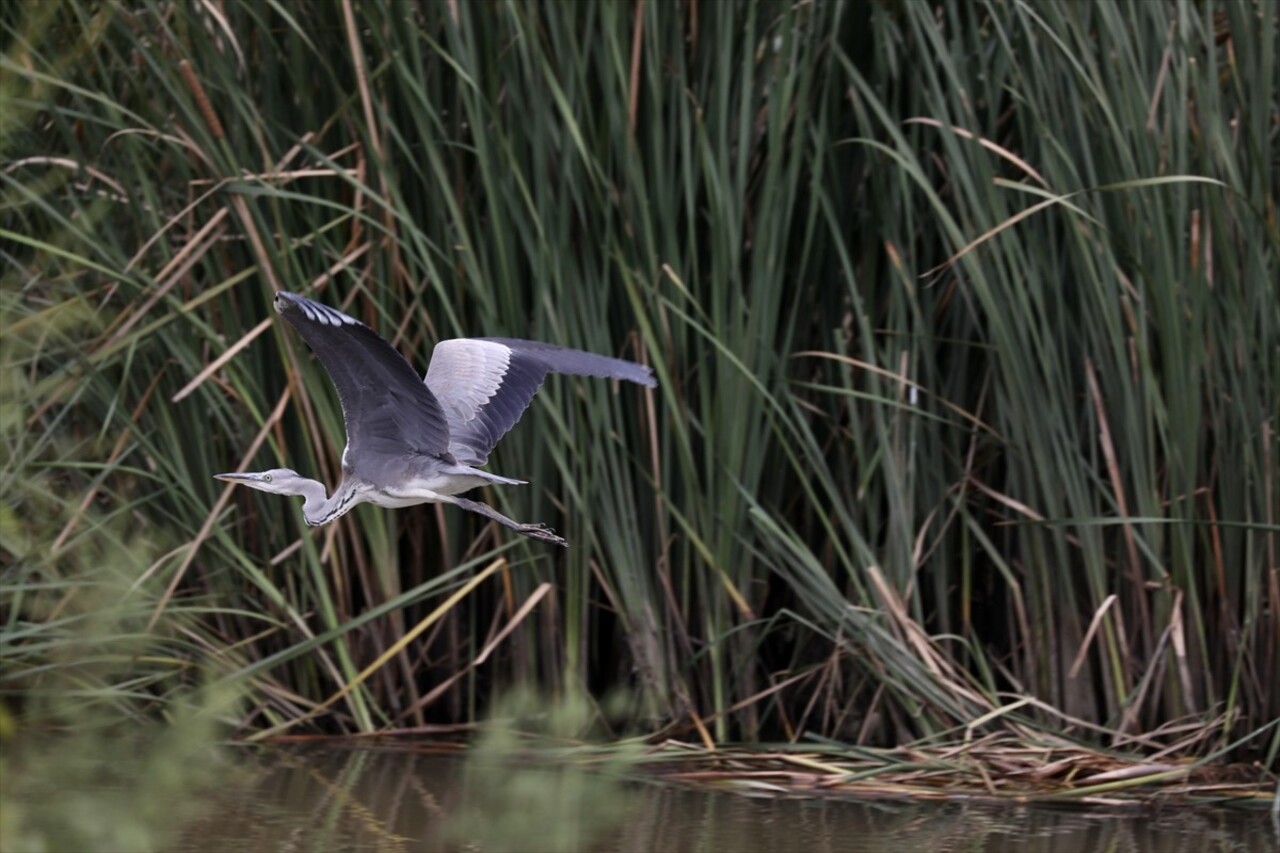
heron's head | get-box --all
[214,468,312,496]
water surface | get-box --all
[175,745,1275,852]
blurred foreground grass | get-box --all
[443,689,641,853]
[0,480,236,850]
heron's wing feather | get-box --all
[274,292,451,466]
[424,338,655,466]
[481,339,657,388]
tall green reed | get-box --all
[2,0,1275,764]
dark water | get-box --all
[175,745,1276,853]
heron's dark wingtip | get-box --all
[620,362,658,388]
[273,291,300,315]
[273,291,363,331]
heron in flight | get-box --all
[215,291,655,546]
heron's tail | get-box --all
[432,464,527,495]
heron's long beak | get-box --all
[214,472,265,483]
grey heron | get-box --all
[215,291,655,546]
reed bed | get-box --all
[644,738,1275,807]
[2,0,1277,799]
[266,731,1276,811]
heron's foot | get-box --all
[518,523,568,547]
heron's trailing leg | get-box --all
[445,495,568,547]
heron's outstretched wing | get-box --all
[273,292,451,466]
[424,337,655,466]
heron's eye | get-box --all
[264,474,273,482]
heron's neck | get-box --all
[300,478,362,527]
